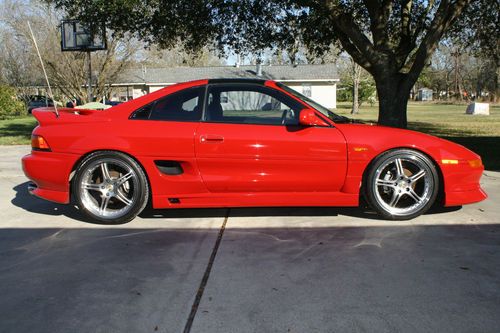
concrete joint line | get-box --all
[183,209,229,333]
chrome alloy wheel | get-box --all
[372,155,434,217]
[79,158,138,220]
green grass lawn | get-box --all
[1,102,499,170]
[0,117,37,145]
[337,102,500,137]
[337,102,500,171]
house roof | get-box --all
[114,64,339,85]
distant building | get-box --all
[110,64,340,109]
[416,88,433,101]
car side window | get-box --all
[130,103,154,119]
[130,86,203,121]
[206,84,303,125]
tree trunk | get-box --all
[352,79,359,114]
[351,61,361,115]
[493,64,500,103]
[375,73,412,128]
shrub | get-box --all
[0,85,26,119]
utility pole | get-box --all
[87,51,92,102]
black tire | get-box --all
[72,151,149,224]
[365,149,439,220]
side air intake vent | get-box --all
[154,160,184,175]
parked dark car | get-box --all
[27,95,53,114]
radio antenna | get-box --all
[27,21,59,117]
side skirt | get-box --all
[152,191,359,209]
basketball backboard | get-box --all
[61,20,107,52]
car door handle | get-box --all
[200,135,224,143]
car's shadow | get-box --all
[11,181,461,225]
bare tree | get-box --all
[0,0,140,103]
[351,59,362,114]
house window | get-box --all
[302,84,312,97]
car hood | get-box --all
[335,122,481,163]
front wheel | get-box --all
[365,149,439,220]
[72,151,149,224]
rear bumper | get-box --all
[27,182,69,204]
[22,151,80,204]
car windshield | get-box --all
[276,82,350,123]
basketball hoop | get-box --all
[61,20,106,52]
[61,20,107,102]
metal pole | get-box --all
[87,51,92,102]
[27,21,59,117]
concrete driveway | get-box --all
[1,145,499,333]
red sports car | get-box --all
[22,79,487,223]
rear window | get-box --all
[130,86,203,121]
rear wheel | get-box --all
[365,149,439,220]
[72,151,149,224]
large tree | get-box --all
[47,0,474,127]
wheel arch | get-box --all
[68,149,153,205]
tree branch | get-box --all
[406,0,471,85]
[363,0,393,50]
[395,0,415,69]
[322,27,370,71]
[401,0,413,37]
[321,0,381,71]
[333,15,380,70]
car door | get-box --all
[127,85,207,196]
[195,83,347,193]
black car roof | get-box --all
[207,78,267,85]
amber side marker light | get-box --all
[441,159,459,165]
[441,159,483,168]
[468,159,482,168]
[31,135,51,151]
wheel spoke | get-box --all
[410,169,426,183]
[115,189,132,206]
[116,171,133,186]
[82,183,102,191]
[388,191,402,207]
[407,188,423,203]
[99,195,111,215]
[101,163,112,181]
[376,179,395,187]
[394,158,405,177]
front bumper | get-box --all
[22,151,80,204]
[441,161,488,206]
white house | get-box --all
[110,64,339,109]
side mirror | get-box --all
[299,108,329,127]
